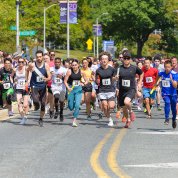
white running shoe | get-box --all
[72,119,78,127]
[20,116,27,125]
[108,118,114,127]
[137,106,142,111]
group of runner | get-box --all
[0,49,178,129]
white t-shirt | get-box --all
[50,66,67,91]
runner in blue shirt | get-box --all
[156,60,178,129]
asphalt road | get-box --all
[0,104,178,178]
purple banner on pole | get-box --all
[60,1,77,24]
[93,24,102,36]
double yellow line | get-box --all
[90,128,131,178]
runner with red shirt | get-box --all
[142,56,158,119]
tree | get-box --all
[92,0,178,57]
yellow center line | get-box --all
[90,129,114,178]
[107,128,131,178]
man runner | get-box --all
[27,50,51,127]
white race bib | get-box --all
[17,79,25,89]
[122,80,130,87]
[55,77,62,84]
[146,77,153,83]
[162,80,170,88]
[36,76,44,83]
[102,78,111,86]
[3,83,10,89]
[72,80,80,86]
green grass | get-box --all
[55,50,93,60]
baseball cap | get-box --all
[123,51,131,58]
[12,52,22,59]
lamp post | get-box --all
[96,13,108,59]
[67,0,70,58]
[16,0,20,53]
[44,4,58,53]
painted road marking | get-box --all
[137,131,178,135]
[107,129,131,178]
[90,129,114,178]
[123,162,178,168]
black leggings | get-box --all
[54,94,64,113]
[31,87,46,111]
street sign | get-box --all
[10,26,17,31]
[86,39,93,50]
[103,40,115,58]
[93,24,102,36]
[20,31,36,36]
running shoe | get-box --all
[98,113,103,120]
[124,120,131,128]
[54,112,59,119]
[122,116,127,123]
[49,110,54,119]
[157,106,162,111]
[38,118,43,127]
[147,114,152,119]
[172,121,177,129]
[137,106,142,111]
[130,111,136,122]
[72,120,78,127]
[8,111,14,117]
[164,119,169,125]
[87,115,92,121]
[144,108,147,113]
[20,116,27,125]
[108,118,114,127]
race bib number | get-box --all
[3,83,10,89]
[146,77,153,83]
[162,80,170,88]
[122,80,130,87]
[36,76,44,83]
[72,80,80,86]
[55,77,62,84]
[17,79,25,89]
[102,79,111,86]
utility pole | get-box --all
[16,0,20,53]
[67,0,70,58]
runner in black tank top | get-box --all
[64,59,88,127]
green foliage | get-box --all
[0,0,177,57]
[91,0,178,57]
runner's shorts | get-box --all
[143,87,156,99]
[16,89,29,96]
[2,88,14,100]
[52,88,66,102]
[98,92,115,101]
[82,83,92,93]
[118,89,135,107]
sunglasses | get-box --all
[123,57,130,60]
[18,61,24,64]
[119,57,123,58]
[51,54,55,56]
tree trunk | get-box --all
[137,40,144,58]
